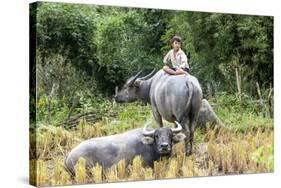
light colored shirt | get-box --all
[163,49,189,69]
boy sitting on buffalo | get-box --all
[163,35,189,75]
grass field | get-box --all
[29,95,274,186]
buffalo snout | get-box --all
[159,142,171,154]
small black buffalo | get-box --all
[64,121,186,175]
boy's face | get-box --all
[172,41,181,51]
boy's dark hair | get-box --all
[171,35,182,43]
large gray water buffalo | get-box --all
[64,121,186,175]
[115,70,202,155]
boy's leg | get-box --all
[163,65,177,75]
[174,67,189,75]
[181,67,189,74]
[182,67,189,73]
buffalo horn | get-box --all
[139,69,156,80]
[128,71,142,86]
[171,121,183,133]
[142,121,155,136]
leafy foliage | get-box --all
[31,2,273,124]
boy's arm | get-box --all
[179,52,189,70]
[163,50,171,65]
[163,65,177,75]
[163,51,177,75]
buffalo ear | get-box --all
[133,79,141,87]
[172,133,186,143]
[141,137,154,145]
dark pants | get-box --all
[171,67,189,73]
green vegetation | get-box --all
[30,2,273,126]
[29,2,273,186]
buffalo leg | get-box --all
[184,129,194,156]
[180,118,192,156]
[188,111,198,156]
[184,129,192,156]
[182,114,197,156]
[151,105,163,127]
[188,130,194,156]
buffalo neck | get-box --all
[137,78,153,104]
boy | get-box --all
[163,35,189,75]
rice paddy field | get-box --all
[29,95,274,186]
